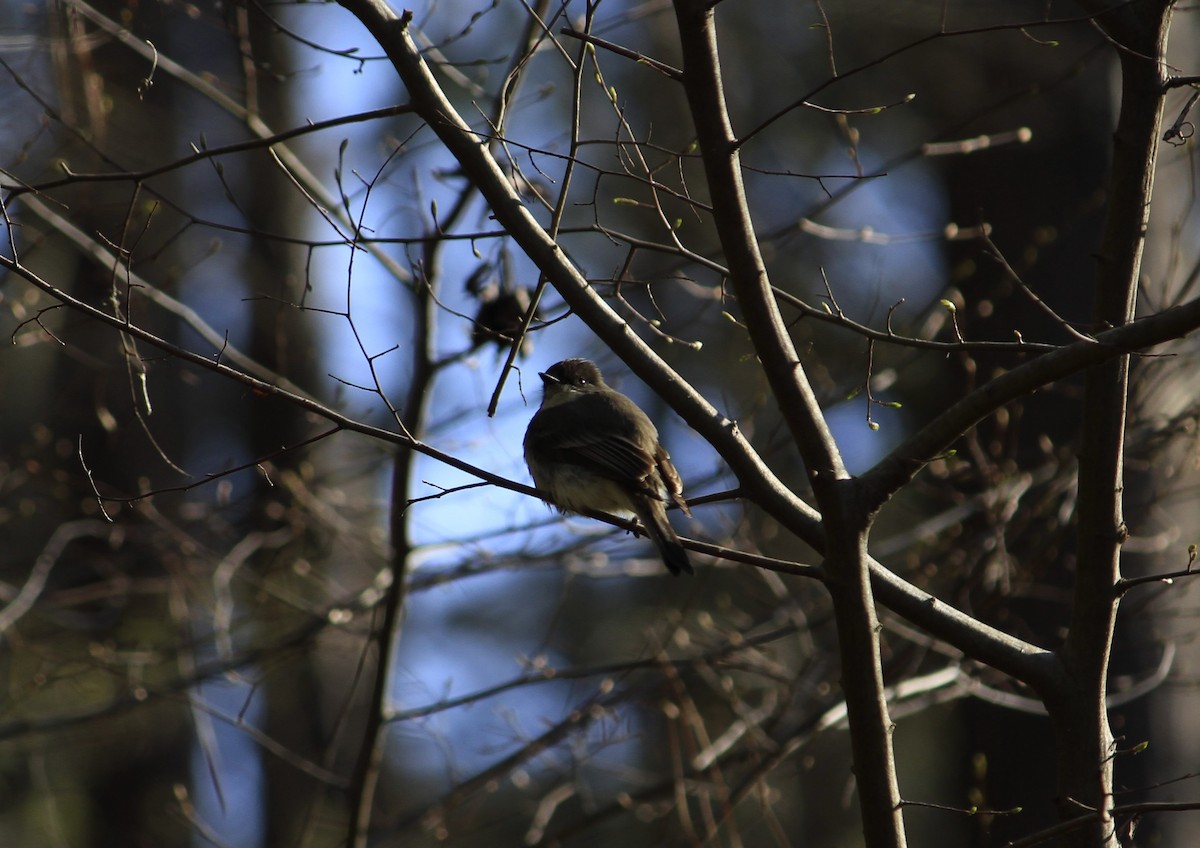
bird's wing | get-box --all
[654,444,691,516]
[528,405,655,487]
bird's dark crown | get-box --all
[541,358,605,389]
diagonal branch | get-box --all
[859,295,1200,514]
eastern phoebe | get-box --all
[524,358,693,575]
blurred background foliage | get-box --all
[1,0,1198,846]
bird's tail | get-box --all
[634,500,693,576]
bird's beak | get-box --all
[538,371,557,386]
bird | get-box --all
[523,358,693,575]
